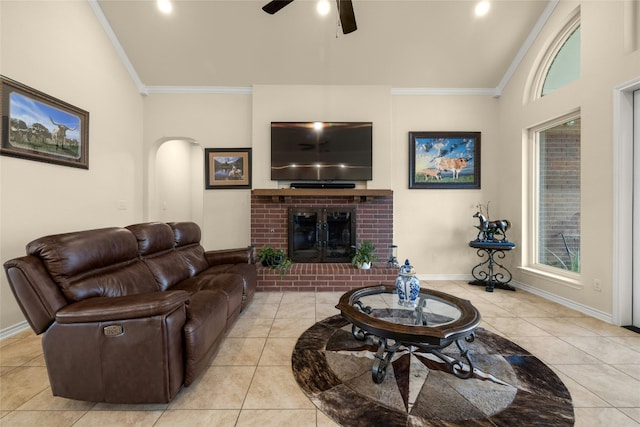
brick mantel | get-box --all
[250,189,396,291]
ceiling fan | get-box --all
[262,0,357,34]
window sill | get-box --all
[517,266,583,290]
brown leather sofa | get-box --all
[3,221,256,404]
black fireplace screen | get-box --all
[288,207,356,263]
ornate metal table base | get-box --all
[337,285,481,385]
[352,324,476,383]
[468,240,516,292]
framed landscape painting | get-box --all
[205,148,252,189]
[409,131,481,189]
[1,76,89,169]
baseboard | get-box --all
[0,320,30,340]
[416,273,616,325]
[510,280,614,324]
[417,274,474,281]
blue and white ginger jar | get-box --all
[396,259,420,307]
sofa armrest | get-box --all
[4,256,69,334]
[55,290,190,324]
[204,246,255,266]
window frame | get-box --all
[525,111,582,285]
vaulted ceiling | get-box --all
[95,0,552,92]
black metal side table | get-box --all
[468,240,516,292]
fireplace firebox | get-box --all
[288,207,356,263]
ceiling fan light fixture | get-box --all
[475,1,490,17]
[317,0,331,16]
[262,0,356,34]
[157,0,173,15]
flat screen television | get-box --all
[270,121,373,182]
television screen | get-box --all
[270,122,373,181]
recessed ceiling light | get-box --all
[157,0,173,14]
[475,1,490,17]
[316,0,330,16]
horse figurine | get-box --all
[473,212,511,242]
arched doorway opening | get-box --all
[147,137,203,225]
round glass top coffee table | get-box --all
[336,284,481,383]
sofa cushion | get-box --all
[127,222,191,291]
[64,261,162,301]
[199,264,256,307]
[126,222,174,256]
[172,273,243,319]
[27,228,158,302]
[176,245,209,277]
[200,273,244,315]
[169,221,201,247]
[169,222,209,276]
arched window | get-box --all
[531,11,581,99]
[541,25,580,96]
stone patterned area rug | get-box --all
[292,315,574,427]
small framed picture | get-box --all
[409,131,481,189]
[1,76,89,169]
[204,148,252,189]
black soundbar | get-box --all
[290,182,356,189]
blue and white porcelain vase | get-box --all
[396,259,420,307]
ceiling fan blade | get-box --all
[262,0,294,14]
[337,0,357,34]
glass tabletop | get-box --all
[352,289,462,328]
[336,285,481,343]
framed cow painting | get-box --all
[409,131,481,189]
[0,76,89,169]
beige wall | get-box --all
[145,86,500,278]
[498,1,640,316]
[250,86,499,277]
[251,85,393,190]
[392,95,500,275]
[142,93,253,250]
[0,1,144,329]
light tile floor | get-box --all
[1,280,640,426]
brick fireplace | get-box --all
[251,189,398,291]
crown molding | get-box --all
[145,86,252,95]
[87,0,148,95]
[494,0,559,97]
[390,87,498,97]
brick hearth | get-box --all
[251,189,396,291]
[257,263,398,292]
